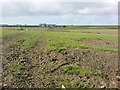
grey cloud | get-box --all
[1,2,117,17]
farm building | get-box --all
[39,24,66,27]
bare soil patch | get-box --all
[78,39,118,50]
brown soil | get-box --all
[80,30,118,35]
[3,33,24,50]
[2,35,119,88]
[78,39,118,50]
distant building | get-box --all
[39,24,46,27]
[39,23,66,27]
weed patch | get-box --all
[64,65,103,76]
[4,61,25,75]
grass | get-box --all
[2,28,118,52]
[18,31,41,51]
[2,30,24,38]
[44,31,118,52]
[63,65,103,76]
[97,48,119,52]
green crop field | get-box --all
[2,27,118,52]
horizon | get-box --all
[0,23,120,26]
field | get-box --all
[2,26,119,88]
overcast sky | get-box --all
[0,0,119,25]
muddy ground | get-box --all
[2,33,119,88]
